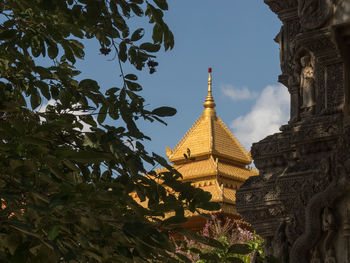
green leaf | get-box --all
[122,27,130,38]
[34,66,52,79]
[228,244,253,255]
[226,257,245,263]
[154,0,168,10]
[68,150,112,162]
[36,81,50,100]
[125,80,142,91]
[130,3,144,16]
[152,23,163,43]
[197,201,220,211]
[79,79,100,92]
[0,1,195,262]
[86,2,99,22]
[30,90,41,109]
[79,114,97,128]
[131,0,144,3]
[163,25,175,50]
[48,225,60,240]
[62,42,76,64]
[98,105,108,124]
[107,28,120,38]
[105,87,120,95]
[140,42,160,52]
[47,42,59,59]
[175,228,224,249]
[0,29,16,40]
[147,3,164,24]
[124,74,138,81]
[189,247,201,254]
[119,41,127,62]
[59,89,71,107]
[70,39,85,59]
[200,252,220,261]
[175,253,192,263]
[152,106,176,117]
[162,215,187,225]
[131,28,144,41]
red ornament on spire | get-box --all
[208,67,212,73]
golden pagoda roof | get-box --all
[132,69,259,223]
[166,69,251,165]
[173,156,258,182]
[192,180,237,204]
[131,179,239,213]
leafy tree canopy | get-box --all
[0,0,219,262]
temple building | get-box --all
[236,1,350,261]
[163,68,258,230]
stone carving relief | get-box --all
[300,55,316,108]
[298,0,334,29]
[315,62,325,113]
[272,221,289,263]
[236,0,350,262]
[310,247,321,263]
[287,54,302,121]
[326,63,344,112]
[273,18,303,123]
[322,207,337,263]
[288,131,350,263]
[308,207,337,262]
[288,49,318,118]
[275,26,285,73]
[342,209,350,261]
[264,0,298,15]
[301,34,336,54]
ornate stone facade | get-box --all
[236,0,350,262]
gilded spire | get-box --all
[203,67,216,118]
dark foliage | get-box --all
[0,0,219,262]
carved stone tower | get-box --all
[236,0,350,262]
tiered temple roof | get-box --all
[132,69,258,229]
[166,68,258,216]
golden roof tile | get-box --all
[137,69,260,218]
[172,156,257,182]
[174,158,217,180]
[199,184,223,203]
[198,181,237,205]
[217,161,258,182]
[167,70,250,165]
[167,116,210,161]
[222,187,237,204]
[167,114,251,164]
[132,177,246,215]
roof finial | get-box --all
[203,67,216,118]
[208,67,212,93]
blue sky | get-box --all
[73,1,290,160]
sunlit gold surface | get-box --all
[134,71,258,223]
[167,72,252,166]
[164,71,258,216]
[203,71,216,117]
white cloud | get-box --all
[221,85,258,101]
[36,99,56,113]
[38,100,138,150]
[230,85,290,150]
[38,99,93,132]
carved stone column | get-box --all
[333,22,350,121]
[236,0,350,262]
[288,85,300,122]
